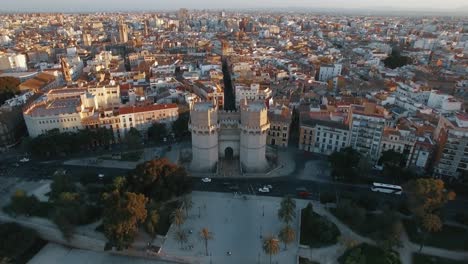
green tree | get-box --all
[383,47,412,69]
[405,179,455,218]
[148,123,168,143]
[126,158,192,201]
[200,227,214,256]
[125,128,142,149]
[112,176,127,192]
[102,190,148,250]
[278,195,296,225]
[263,235,280,264]
[278,225,295,249]
[49,171,76,201]
[379,150,405,167]
[405,178,455,251]
[329,147,361,182]
[5,190,40,217]
[172,112,189,138]
[344,247,366,264]
[0,77,20,105]
[419,213,443,252]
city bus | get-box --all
[371,182,403,195]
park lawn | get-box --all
[329,208,378,237]
[403,220,468,251]
[338,243,401,264]
[300,205,340,248]
[413,253,467,264]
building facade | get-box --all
[433,113,468,178]
[349,103,388,162]
[0,53,27,72]
[189,100,270,173]
[299,113,350,155]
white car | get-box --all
[98,174,105,179]
[19,158,30,163]
[266,184,272,189]
[201,177,212,183]
[258,187,270,193]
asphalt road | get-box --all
[1,154,466,219]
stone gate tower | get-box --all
[189,102,219,172]
[240,101,270,172]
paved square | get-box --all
[161,192,303,264]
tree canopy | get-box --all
[171,112,189,138]
[126,158,192,201]
[147,123,168,143]
[102,190,148,250]
[0,77,20,105]
[27,128,114,158]
[329,147,361,182]
[383,48,412,69]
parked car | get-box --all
[19,158,30,163]
[258,187,270,193]
[201,177,212,183]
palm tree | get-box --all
[200,227,214,256]
[278,196,296,225]
[173,229,188,249]
[172,208,185,231]
[278,225,295,249]
[182,194,193,217]
[263,235,280,264]
[419,213,442,251]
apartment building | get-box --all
[118,104,178,135]
[235,83,272,107]
[299,112,350,155]
[0,53,27,72]
[318,64,342,82]
[349,103,389,161]
[433,113,468,178]
[267,106,292,147]
[380,128,416,166]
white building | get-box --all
[318,64,342,82]
[349,103,389,161]
[235,83,272,107]
[395,82,431,104]
[299,112,351,155]
[0,53,27,72]
[427,90,462,113]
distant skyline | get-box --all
[1,0,467,12]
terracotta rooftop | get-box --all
[119,104,177,115]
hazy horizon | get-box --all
[1,0,468,12]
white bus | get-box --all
[371,182,403,195]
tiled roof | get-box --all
[118,104,177,115]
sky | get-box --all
[1,0,467,12]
